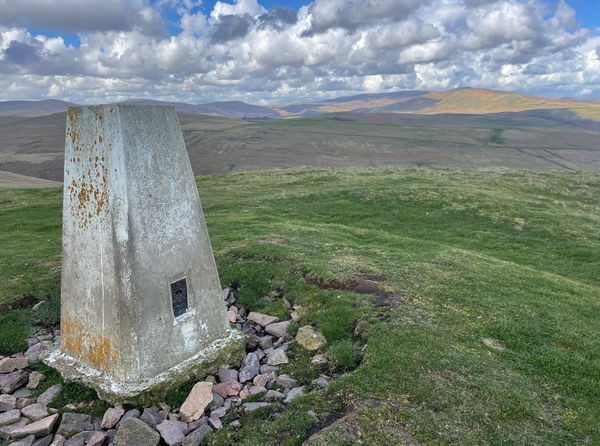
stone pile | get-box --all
[0,288,331,446]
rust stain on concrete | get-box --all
[62,316,117,372]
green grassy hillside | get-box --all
[1,167,599,445]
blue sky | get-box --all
[0,0,599,103]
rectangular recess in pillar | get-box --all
[170,278,188,318]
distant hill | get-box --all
[1,88,598,120]
[273,88,600,120]
[0,99,73,117]
[122,99,279,119]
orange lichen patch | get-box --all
[92,106,104,122]
[62,316,117,372]
[67,148,110,228]
[67,108,81,146]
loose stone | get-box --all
[9,414,59,440]
[266,348,288,366]
[0,409,21,427]
[101,408,125,429]
[0,394,17,411]
[12,389,32,399]
[242,402,272,412]
[139,408,162,429]
[36,385,61,406]
[212,382,242,398]
[8,435,35,446]
[21,404,48,421]
[0,357,28,374]
[284,386,305,404]
[156,420,187,446]
[47,435,65,446]
[253,372,275,388]
[276,375,297,389]
[86,431,107,446]
[182,424,213,446]
[112,418,160,446]
[32,434,53,446]
[264,390,284,402]
[295,326,327,351]
[265,321,291,338]
[208,416,222,430]
[311,354,328,365]
[0,371,28,394]
[63,431,94,446]
[25,373,44,391]
[238,353,260,382]
[258,336,274,350]
[15,399,35,410]
[312,376,329,388]
[247,312,279,327]
[208,393,224,410]
[217,367,238,383]
[179,382,213,422]
[57,413,94,437]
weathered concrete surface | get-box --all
[45,105,244,404]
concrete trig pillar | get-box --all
[45,105,244,404]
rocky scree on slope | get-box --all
[0,286,354,445]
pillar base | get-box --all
[44,328,245,406]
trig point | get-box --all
[45,104,244,404]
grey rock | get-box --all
[12,389,32,399]
[116,409,140,428]
[284,386,305,404]
[259,364,278,374]
[21,404,48,422]
[16,399,35,410]
[139,408,162,429]
[242,402,272,412]
[101,408,124,429]
[182,424,213,446]
[9,414,59,439]
[63,431,94,446]
[8,435,35,446]
[56,413,93,438]
[112,418,160,446]
[276,375,297,389]
[0,357,28,374]
[156,420,187,446]
[0,371,28,394]
[312,377,329,388]
[37,385,61,406]
[267,348,288,366]
[207,393,224,411]
[264,390,284,402]
[48,435,65,446]
[0,394,17,411]
[24,342,52,364]
[265,321,291,338]
[216,368,238,383]
[258,336,274,350]
[32,434,53,446]
[25,373,44,391]
[238,353,260,382]
[253,372,275,389]
[0,410,21,427]
[248,385,267,395]
[0,418,28,440]
[208,416,221,430]
[209,406,227,418]
[86,431,107,446]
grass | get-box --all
[1,166,599,445]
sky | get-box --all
[0,0,599,104]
